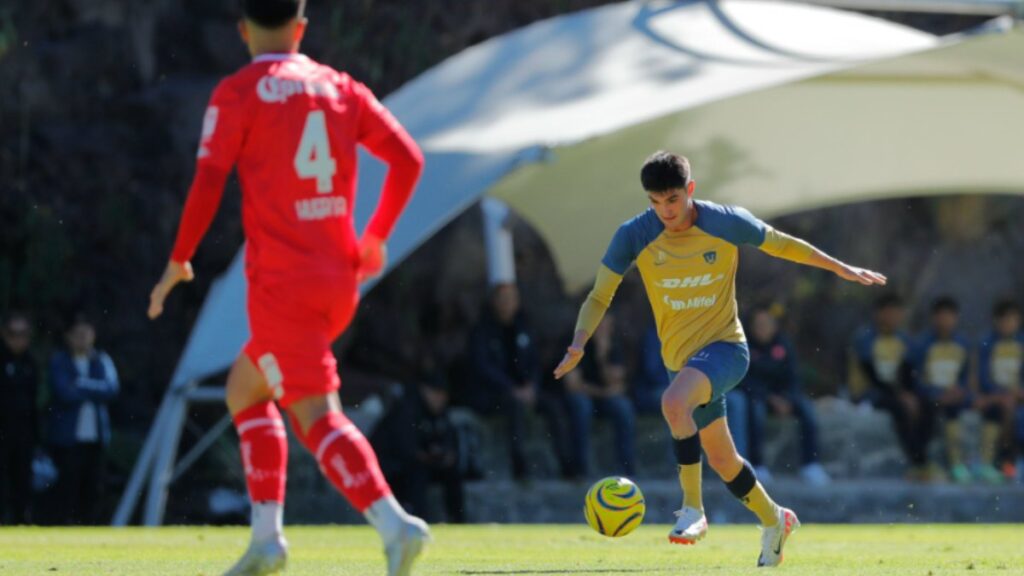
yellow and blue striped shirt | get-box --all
[576,200,814,371]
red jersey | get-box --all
[172,53,419,282]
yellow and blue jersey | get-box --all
[576,200,814,372]
[977,331,1024,394]
[851,327,914,392]
[912,331,970,393]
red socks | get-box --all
[299,411,391,512]
[233,402,288,503]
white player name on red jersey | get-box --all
[257,76,339,104]
[295,196,348,221]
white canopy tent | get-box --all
[116,0,1024,525]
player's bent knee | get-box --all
[660,388,694,423]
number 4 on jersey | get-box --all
[294,110,337,193]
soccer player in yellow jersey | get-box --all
[554,151,887,567]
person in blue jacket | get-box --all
[975,299,1024,483]
[742,305,830,486]
[913,297,971,483]
[47,312,119,525]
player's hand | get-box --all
[357,233,387,283]
[835,264,887,286]
[148,260,194,320]
[553,344,585,379]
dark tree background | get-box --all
[0,0,1001,431]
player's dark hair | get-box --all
[640,151,691,193]
[242,0,302,29]
[931,296,959,315]
[874,293,904,310]
[992,299,1020,318]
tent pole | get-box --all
[142,381,193,525]
[111,389,174,526]
[482,198,516,285]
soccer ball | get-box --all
[584,476,645,537]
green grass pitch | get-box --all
[1,524,1021,575]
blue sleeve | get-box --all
[79,352,119,402]
[957,337,970,390]
[977,338,994,393]
[601,224,637,275]
[909,337,926,380]
[853,330,873,363]
[694,200,767,247]
[600,211,661,274]
[50,353,120,404]
[49,355,86,405]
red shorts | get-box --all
[243,273,358,408]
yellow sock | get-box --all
[740,482,780,527]
[678,463,703,511]
[981,423,1001,466]
[945,420,963,467]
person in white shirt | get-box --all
[47,313,119,525]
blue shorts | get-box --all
[667,341,750,430]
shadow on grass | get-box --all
[460,565,651,569]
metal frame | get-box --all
[113,382,228,526]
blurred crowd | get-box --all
[848,294,1024,485]
[3,287,1023,526]
[0,312,119,526]
[361,282,1024,524]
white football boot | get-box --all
[668,506,708,545]
[757,507,800,567]
[222,536,288,576]
[385,515,431,576]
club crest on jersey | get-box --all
[703,251,717,264]
[654,250,668,266]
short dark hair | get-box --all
[640,151,691,193]
[993,299,1020,318]
[931,296,959,314]
[242,0,302,29]
[874,293,904,310]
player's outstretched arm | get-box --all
[148,260,194,319]
[553,265,623,379]
[147,165,229,319]
[759,228,887,286]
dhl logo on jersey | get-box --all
[656,273,725,289]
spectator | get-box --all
[632,324,669,414]
[741,306,830,486]
[563,313,636,477]
[914,297,972,483]
[467,283,570,480]
[0,311,40,524]
[47,313,119,525]
[851,294,933,481]
[975,299,1024,482]
[372,358,466,523]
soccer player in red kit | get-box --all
[147,1,428,575]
